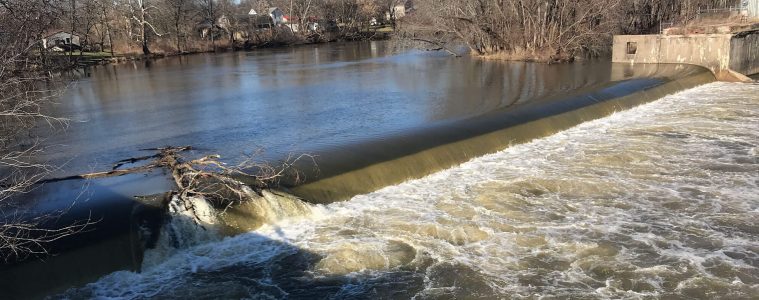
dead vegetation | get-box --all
[0,1,90,262]
[397,0,743,62]
[51,146,316,211]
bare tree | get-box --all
[125,0,163,55]
[398,0,735,61]
[0,0,91,262]
[621,0,739,34]
[398,0,624,61]
[166,0,191,52]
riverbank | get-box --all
[55,28,394,68]
[476,48,579,64]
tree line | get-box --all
[398,0,741,62]
[1,0,407,57]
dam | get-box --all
[0,41,757,299]
[612,23,759,81]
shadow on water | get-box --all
[47,229,497,300]
[53,235,423,299]
[0,172,174,299]
[0,166,503,299]
[0,174,493,299]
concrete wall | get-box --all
[613,31,759,76]
[730,30,759,75]
[612,34,732,74]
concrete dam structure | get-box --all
[612,26,759,81]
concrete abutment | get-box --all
[613,29,759,82]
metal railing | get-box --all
[696,1,754,23]
[698,7,742,14]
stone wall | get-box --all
[730,30,759,76]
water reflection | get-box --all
[42,42,621,177]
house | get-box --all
[286,23,300,32]
[269,7,285,25]
[252,14,275,29]
[196,20,215,38]
[251,7,287,30]
[42,31,81,50]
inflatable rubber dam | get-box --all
[0,44,726,299]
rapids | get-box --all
[57,82,758,299]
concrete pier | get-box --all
[612,27,759,81]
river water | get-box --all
[39,41,617,176]
[54,82,759,299]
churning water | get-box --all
[58,82,758,299]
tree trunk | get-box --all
[141,1,150,55]
[210,0,215,52]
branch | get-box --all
[411,38,461,57]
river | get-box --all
[53,81,759,299]
[38,41,615,176]
[2,41,758,299]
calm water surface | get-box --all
[43,41,615,175]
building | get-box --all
[250,7,286,29]
[42,31,80,50]
[252,14,275,29]
[269,7,286,25]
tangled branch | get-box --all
[51,146,317,212]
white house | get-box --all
[42,31,80,50]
